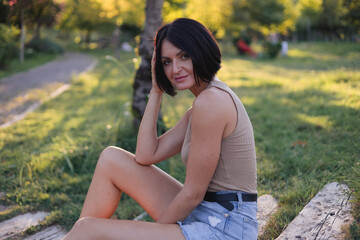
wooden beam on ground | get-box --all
[24,225,67,240]
[0,212,49,240]
[276,182,353,240]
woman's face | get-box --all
[160,39,196,92]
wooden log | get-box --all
[276,182,353,240]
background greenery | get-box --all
[0,42,359,239]
[0,0,359,239]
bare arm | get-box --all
[135,50,190,165]
[156,90,230,223]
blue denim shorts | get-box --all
[177,191,258,240]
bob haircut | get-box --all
[154,18,221,96]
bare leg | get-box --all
[64,217,185,240]
[79,146,183,221]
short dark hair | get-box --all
[154,18,222,96]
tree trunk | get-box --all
[114,25,121,59]
[132,0,164,128]
[20,7,25,63]
[306,19,312,42]
[35,24,40,40]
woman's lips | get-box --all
[174,75,188,82]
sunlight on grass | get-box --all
[1,43,359,237]
[297,114,332,130]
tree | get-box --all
[6,0,61,62]
[317,0,346,40]
[28,0,61,39]
[7,0,60,39]
[58,0,113,43]
[0,1,10,23]
[296,0,322,40]
[132,0,164,127]
[230,0,286,37]
[96,0,145,58]
[342,0,360,37]
[184,0,232,38]
[58,0,144,56]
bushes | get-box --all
[263,41,281,59]
[26,37,64,55]
[0,24,64,70]
[0,24,19,69]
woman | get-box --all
[64,18,258,240]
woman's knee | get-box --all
[69,217,96,239]
[97,146,135,171]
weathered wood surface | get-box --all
[0,212,49,240]
[24,225,67,240]
[276,182,352,240]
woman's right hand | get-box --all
[151,48,163,94]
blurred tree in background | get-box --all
[132,0,164,127]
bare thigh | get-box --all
[65,217,185,240]
[82,146,183,221]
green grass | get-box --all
[0,53,59,79]
[0,42,359,239]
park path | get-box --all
[0,52,97,128]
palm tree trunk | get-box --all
[132,0,164,128]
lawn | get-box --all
[0,42,359,238]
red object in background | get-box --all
[237,39,257,58]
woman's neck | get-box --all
[190,77,216,97]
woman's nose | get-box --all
[172,60,182,73]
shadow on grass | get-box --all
[232,82,359,239]
[0,56,150,228]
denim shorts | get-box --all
[177,191,258,240]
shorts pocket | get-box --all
[242,216,258,240]
[193,202,227,233]
[222,211,258,240]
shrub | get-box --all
[0,24,19,69]
[26,37,64,54]
[263,41,281,59]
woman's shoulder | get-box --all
[195,82,231,106]
[194,87,222,108]
[192,88,232,122]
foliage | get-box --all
[57,0,114,34]
[57,0,144,36]
[342,0,360,35]
[229,0,286,37]
[6,0,61,38]
[0,1,10,23]
[183,0,232,38]
[262,41,281,58]
[96,0,145,27]
[0,24,19,69]
[295,0,359,40]
[26,37,64,54]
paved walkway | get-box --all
[0,52,97,128]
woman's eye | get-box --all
[181,54,189,59]
[163,60,171,66]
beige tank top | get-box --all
[181,78,257,193]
